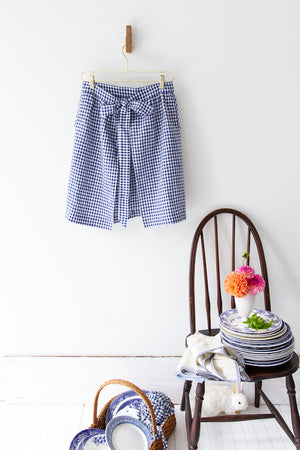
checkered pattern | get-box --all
[138,391,174,425]
[138,391,174,449]
[66,81,186,229]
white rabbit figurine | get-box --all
[192,382,248,416]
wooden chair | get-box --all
[180,208,300,449]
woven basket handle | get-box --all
[93,379,157,436]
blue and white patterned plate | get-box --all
[78,430,108,449]
[221,345,295,361]
[219,308,282,336]
[69,429,103,450]
[220,324,287,341]
[105,390,148,425]
[105,416,152,450]
[224,344,295,361]
[220,325,293,349]
[245,353,294,366]
[221,334,295,354]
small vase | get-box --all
[235,294,255,321]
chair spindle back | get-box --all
[189,209,270,335]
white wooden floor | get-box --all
[0,357,299,449]
[0,402,296,449]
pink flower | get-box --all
[236,265,255,278]
[247,274,265,295]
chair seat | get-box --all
[246,352,299,381]
[194,328,299,382]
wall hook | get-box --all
[125,25,132,53]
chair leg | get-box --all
[286,375,300,449]
[255,381,262,407]
[189,382,205,450]
[181,380,192,411]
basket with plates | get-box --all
[69,379,176,450]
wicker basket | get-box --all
[90,379,176,450]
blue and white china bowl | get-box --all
[105,416,152,450]
[69,429,104,450]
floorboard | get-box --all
[0,403,298,449]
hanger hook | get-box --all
[122,44,135,72]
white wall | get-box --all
[1,0,299,356]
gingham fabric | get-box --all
[66,81,186,229]
[138,391,174,449]
[138,391,174,425]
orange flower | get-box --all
[223,271,249,298]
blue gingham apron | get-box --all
[65,82,186,230]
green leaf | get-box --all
[243,313,273,330]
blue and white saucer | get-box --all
[78,430,108,449]
[105,390,148,425]
[105,416,152,450]
[70,429,105,450]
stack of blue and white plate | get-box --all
[219,308,295,367]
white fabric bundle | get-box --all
[175,331,249,383]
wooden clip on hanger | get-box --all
[83,25,174,90]
[160,75,165,89]
[89,74,95,89]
